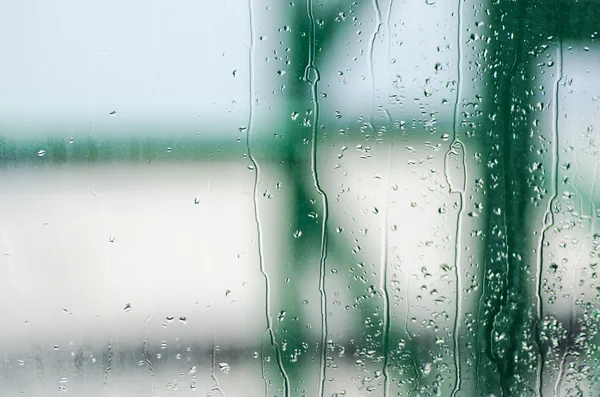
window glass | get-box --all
[0,1,598,396]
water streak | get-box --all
[102,338,112,397]
[447,141,466,397]
[406,264,418,396]
[553,245,582,397]
[380,140,393,397]
[246,1,291,395]
[591,160,600,234]
[305,2,329,397]
[448,0,465,395]
[103,212,112,397]
[260,333,268,396]
[143,315,156,397]
[553,150,594,397]
[406,129,418,397]
[535,11,562,396]
[210,334,226,397]
[368,0,395,395]
[368,0,383,124]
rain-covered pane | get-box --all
[0,0,599,396]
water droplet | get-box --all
[305,65,319,84]
[293,230,302,238]
[219,362,230,373]
[166,147,172,153]
[278,311,286,321]
[179,317,187,324]
[108,111,116,116]
[291,111,299,120]
[123,303,131,312]
[37,150,46,157]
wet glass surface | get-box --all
[0,0,599,396]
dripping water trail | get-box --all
[306,2,329,397]
[591,160,600,234]
[247,0,291,395]
[368,0,382,126]
[405,125,418,397]
[210,332,226,397]
[406,289,418,396]
[384,0,394,61]
[403,143,419,397]
[447,142,466,397]
[570,150,586,221]
[260,333,268,396]
[553,243,583,397]
[406,264,418,396]
[143,315,156,397]
[535,10,562,396]
[553,156,593,397]
[380,138,393,397]
[449,0,465,395]
[103,338,112,397]
[369,0,395,395]
[103,205,112,397]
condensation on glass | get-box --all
[0,0,598,396]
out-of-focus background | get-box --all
[0,0,599,396]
